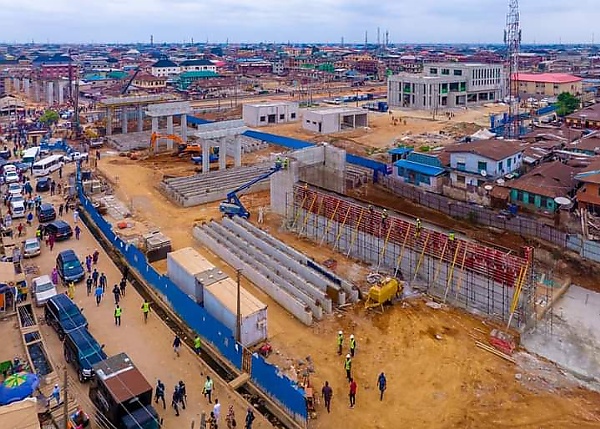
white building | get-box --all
[150,59,180,77]
[242,101,299,127]
[302,107,368,134]
[179,59,217,73]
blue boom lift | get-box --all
[219,163,282,219]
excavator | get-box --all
[149,132,188,155]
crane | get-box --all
[219,163,282,219]
[121,68,141,95]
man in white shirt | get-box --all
[213,398,221,423]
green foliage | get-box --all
[555,92,580,116]
[39,110,59,125]
[419,145,431,152]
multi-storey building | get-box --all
[32,54,78,80]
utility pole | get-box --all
[236,269,242,343]
[62,367,68,429]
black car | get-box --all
[0,149,10,160]
[63,326,107,382]
[44,294,88,340]
[56,249,85,284]
[37,203,56,223]
[36,177,51,192]
[45,220,73,241]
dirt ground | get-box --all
[96,153,600,429]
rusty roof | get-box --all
[508,161,577,199]
[93,353,152,404]
[567,104,600,122]
[444,139,524,161]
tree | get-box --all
[555,92,580,117]
[39,109,59,125]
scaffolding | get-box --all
[289,185,535,328]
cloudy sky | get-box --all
[0,0,597,45]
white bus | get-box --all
[22,147,41,166]
[32,155,64,177]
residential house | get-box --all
[445,140,524,188]
[176,71,219,91]
[566,104,600,130]
[150,59,180,77]
[564,135,600,157]
[179,59,217,73]
[508,161,577,212]
[392,151,447,193]
[132,72,167,90]
[513,73,582,97]
[32,54,78,80]
[575,160,600,215]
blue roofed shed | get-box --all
[393,152,447,193]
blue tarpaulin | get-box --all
[393,159,446,177]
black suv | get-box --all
[36,177,51,192]
[37,203,56,223]
[44,294,88,340]
[56,250,85,283]
[45,220,73,241]
[63,327,107,382]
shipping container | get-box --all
[203,278,268,347]
[167,247,214,302]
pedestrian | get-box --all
[73,209,79,224]
[112,284,120,304]
[74,225,81,240]
[377,372,387,401]
[348,378,357,408]
[207,411,217,429]
[92,268,99,287]
[94,285,103,306]
[114,305,122,326]
[173,335,181,357]
[344,354,352,381]
[119,277,126,296]
[122,265,129,281]
[85,255,92,274]
[171,387,180,417]
[86,276,93,296]
[349,334,356,357]
[58,165,62,179]
[57,183,62,195]
[321,381,333,413]
[245,408,255,429]
[194,335,202,355]
[26,212,33,226]
[154,380,166,409]
[17,223,23,237]
[337,330,343,355]
[51,267,58,285]
[178,380,187,409]
[225,405,236,429]
[65,201,69,213]
[48,233,55,251]
[67,282,75,300]
[51,384,60,406]
[99,272,107,292]
[58,203,64,217]
[213,398,221,423]
[92,249,99,265]
[141,299,150,323]
[203,375,214,404]
[50,181,55,196]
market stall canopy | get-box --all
[0,372,40,405]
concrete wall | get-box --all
[242,102,299,127]
[302,110,339,134]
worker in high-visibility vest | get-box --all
[114,305,122,326]
[141,299,150,323]
[194,335,202,355]
[275,157,283,169]
[349,334,356,357]
[337,331,344,355]
[344,354,352,381]
[448,232,455,241]
[282,158,289,170]
[416,218,422,231]
[381,209,388,225]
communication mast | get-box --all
[504,0,522,138]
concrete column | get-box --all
[137,105,144,132]
[202,141,210,173]
[47,81,54,105]
[234,138,242,167]
[219,141,227,170]
[121,107,128,134]
[180,114,187,141]
[151,117,158,134]
[166,115,174,135]
[23,79,30,97]
[33,82,40,102]
[58,82,64,104]
[106,108,113,136]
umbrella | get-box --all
[0,372,40,405]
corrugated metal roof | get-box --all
[393,159,446,176]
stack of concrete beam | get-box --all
[159,163,272,207]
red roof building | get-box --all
[512,73,582,97]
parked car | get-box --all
[44,294,87,340]
[32,275,57,306]
[23,237,41,258]
[7,182,22,196]
[37,203,56,223]
[4,170,19,184]
[89,139,104,149]
[56,249,85,284]
[64,152,89,163]
[0,149,11,160]
[35,177,51,192]
[63,326,107,382]
[45,220,73,241]
[9,200,25,218]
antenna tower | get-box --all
[504,0,521,138]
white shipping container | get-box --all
[167,247,214,302]
[203,278,268,347]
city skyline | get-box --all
[0,0,598,45]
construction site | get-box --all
[82,92,600,428]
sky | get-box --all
[0,0,598,45]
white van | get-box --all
[10,200,25,218]
[32,275,57,306]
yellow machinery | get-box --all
[364,277,403,311]
[149,132,185,155]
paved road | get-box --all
[18,167,270,428]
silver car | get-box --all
[23,238,41,258]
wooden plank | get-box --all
[228,372,250,390]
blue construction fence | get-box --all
[76,183,308,425]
